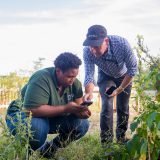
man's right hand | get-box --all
[83,93,93,102]
[65,101,91,119]
[84,83,94,101]
[65,102,88,114]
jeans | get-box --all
[6,111,89,151]
[97,69,132,142]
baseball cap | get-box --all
[83,25,107,46]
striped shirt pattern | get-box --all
[83,35,137,86]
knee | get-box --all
[81,119,89,134]
[101,97,113,112]
[30,117,49,150]
[74,119,90,139]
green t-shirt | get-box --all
[7,67,83,114]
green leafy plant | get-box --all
[0,113,33,160]
[125,35,160,160]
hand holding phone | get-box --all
[80,100,93,107]
[105,86,117,96]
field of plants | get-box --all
[0,36,160,160]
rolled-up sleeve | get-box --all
[123,39,138,77]
[23,75,50,109]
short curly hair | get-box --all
[54,52,82,72]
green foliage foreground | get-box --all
[0,117,140,160]
[1,112,159,160]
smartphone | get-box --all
[105,86,117,96]
[80,101,93,106]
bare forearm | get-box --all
[120,75,133,89]
[108,75,133,97]
[85,83,95,94]
[30,105,67,117]
[83,83,95,101]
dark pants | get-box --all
[6,111,89,152]
[97,69,132,142]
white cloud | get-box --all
[0,0,160,75]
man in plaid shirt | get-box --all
[83,24,137,144]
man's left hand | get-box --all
[107,87,124,97]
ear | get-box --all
[104,37,109,44]
[56,68,62,76]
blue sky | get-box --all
[0,0,160,76]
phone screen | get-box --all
[105,86,117,95]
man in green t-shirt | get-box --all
[6,52,91,158]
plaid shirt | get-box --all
[83,35,137,86]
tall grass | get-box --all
[0,114,33,160]
[0,114,125,160]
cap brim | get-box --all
[83,39,104,46]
